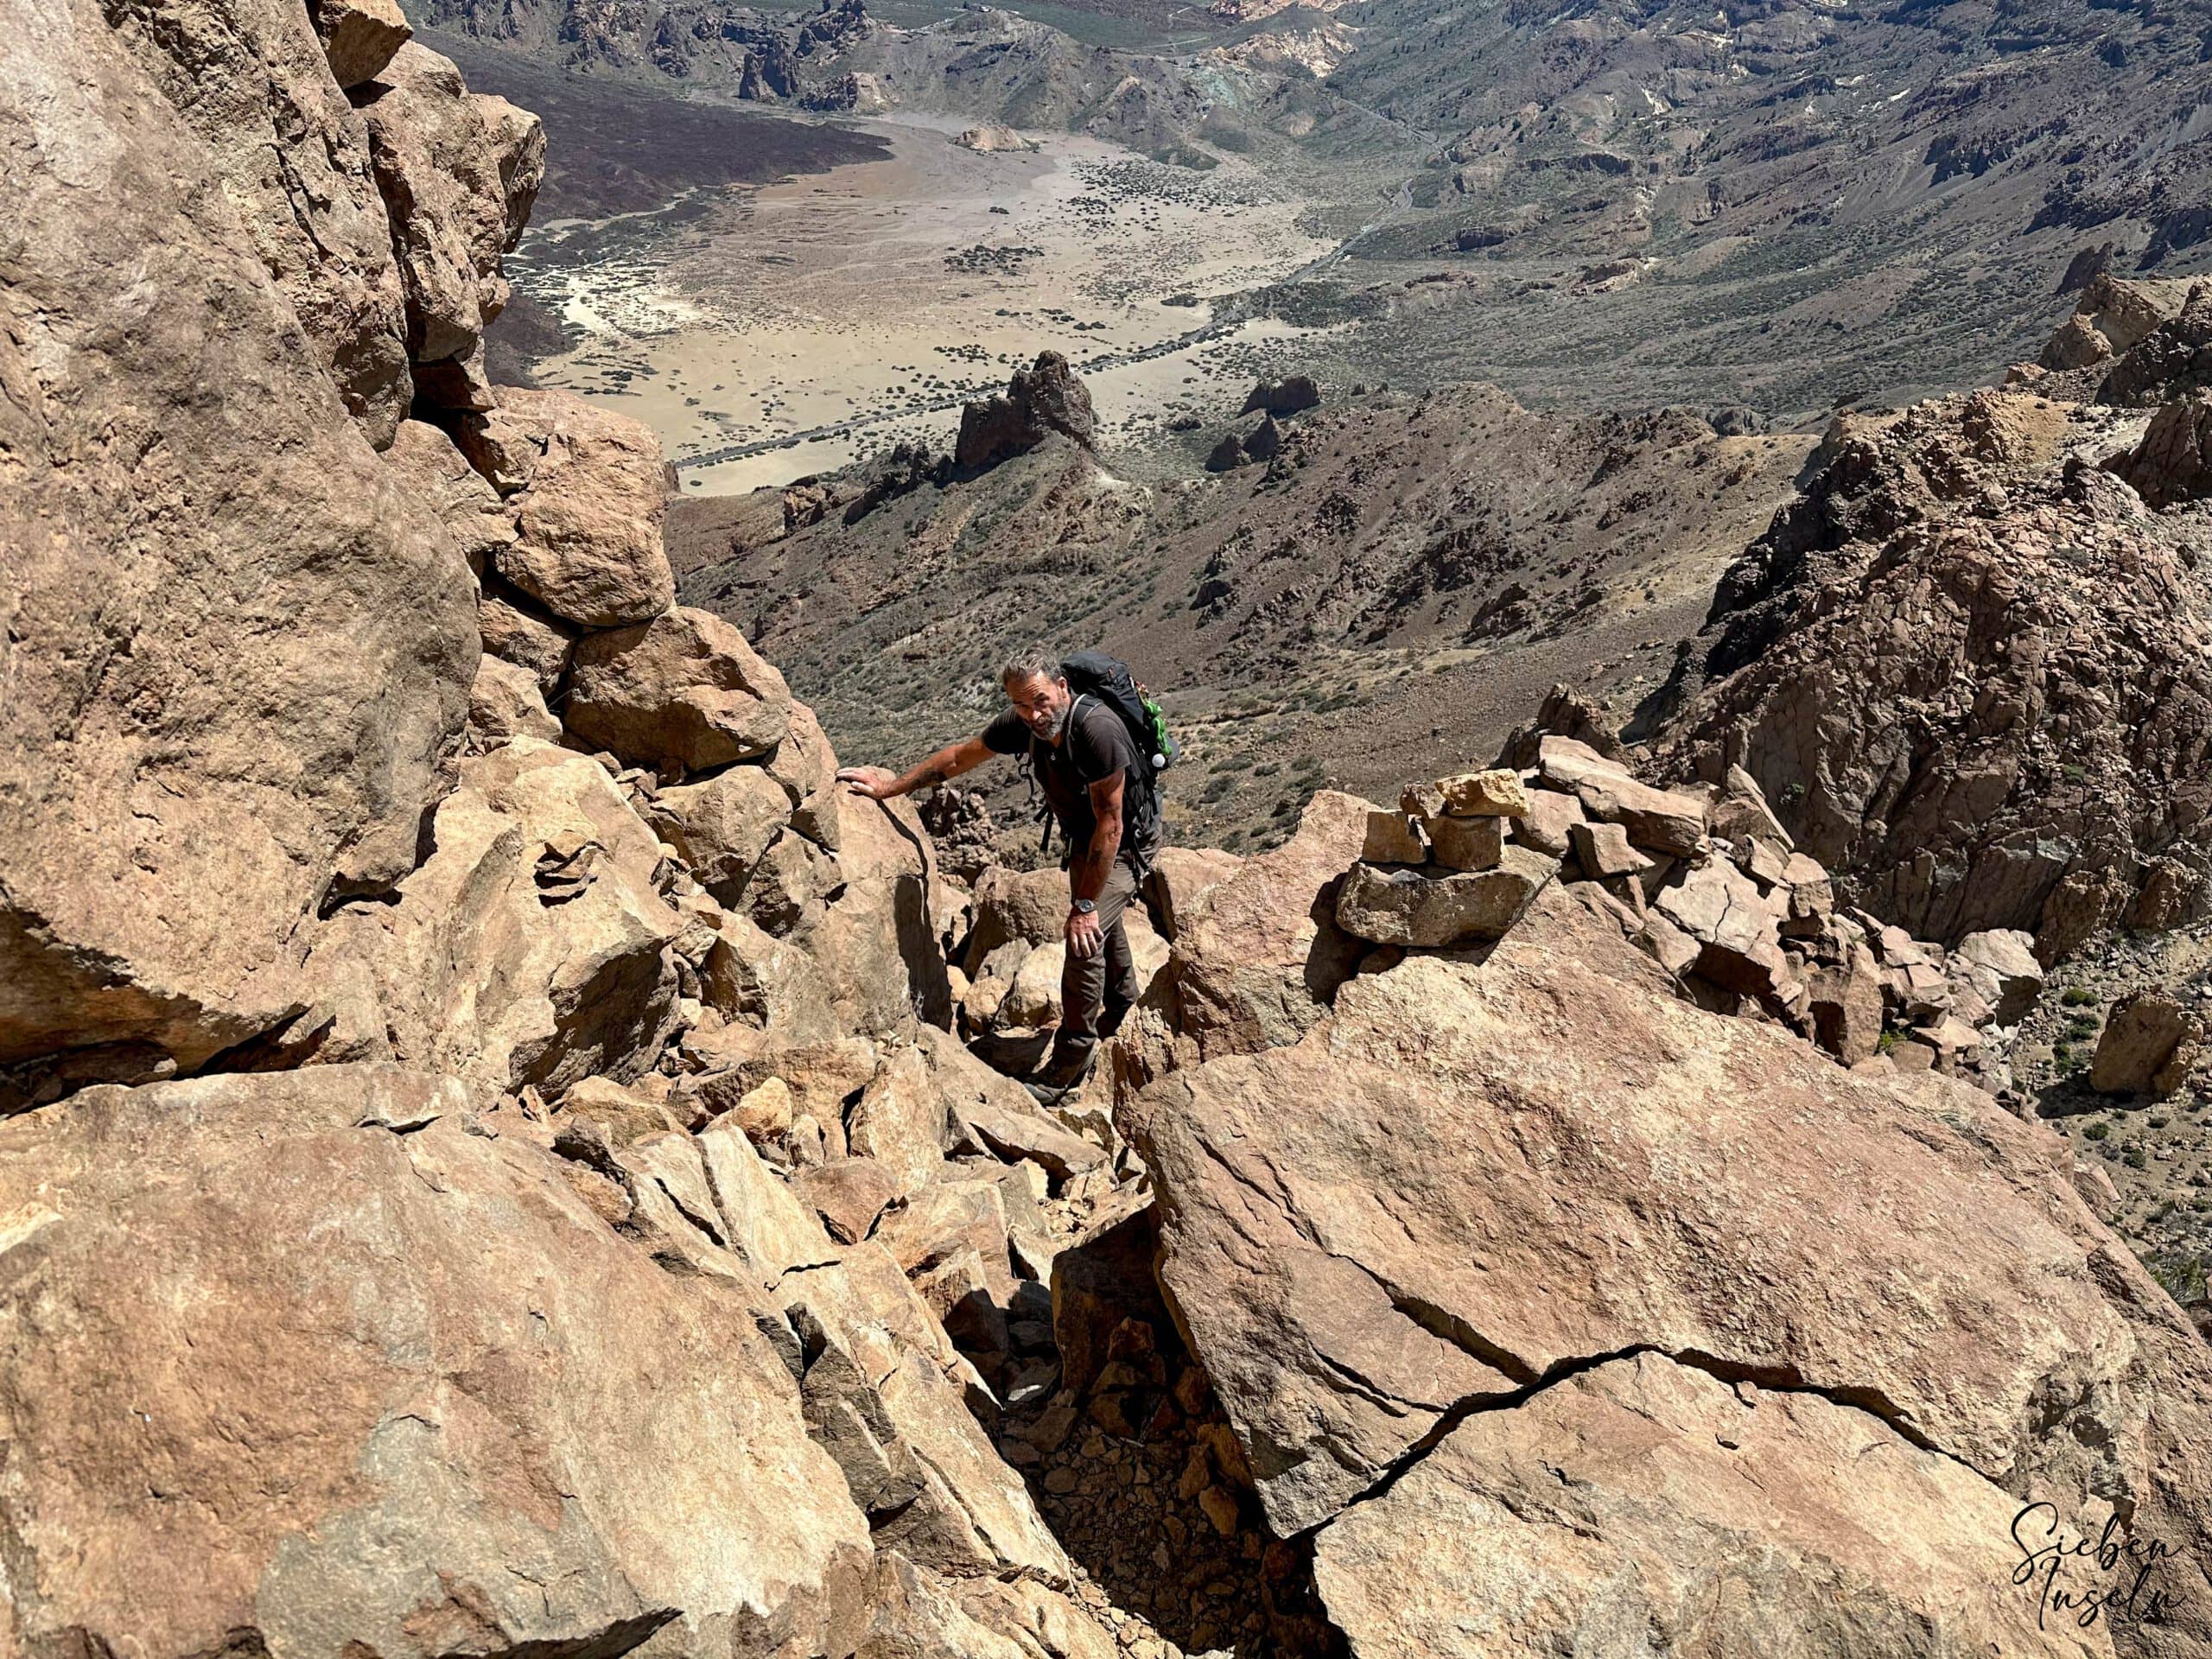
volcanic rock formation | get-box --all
[8,8,2212,1656]
[956,350,1098,470]
[1658,311,2212,958]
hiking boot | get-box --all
[1023,1051,1093,1107]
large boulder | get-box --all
[961,864,1074,974]
[473,388,676,625]
[1952,927,2045,1025]
[0,1065,874,1654]
[1333,847,1556,946]
[0,0,477,1086]
[1151,790,1380,1062]
[2091,988,2204,1099]
[567,607,792,772]
[315,0,410,87]
[1122,941,2212,1649]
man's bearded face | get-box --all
[1007,671,1073,740]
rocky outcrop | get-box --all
[1,0,480,1087]
[316,0,412,87]
[356,42,544,412]
[1661,386,2212,957]
[1122,938,2212,1653]
[2114,393,2212,507]
[955,351,1096,470]
[1242,374,1320,416]
[2036,273,2200,378]
[1322,740,2037,1084]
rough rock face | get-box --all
[96,0,416,437]
[300,738,686,1095]
[0,0,479,1083]
[955,351,1096,469]
[1312,1351,2114,1659]
[1122,942,2212,1653]
[1661,386,2212,956]
[317,0,411,86]
[20,2,2212,1649]
[0,1066,875,1654]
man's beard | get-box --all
[1031,702,1070,740]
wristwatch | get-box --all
[1071,899,1097,915]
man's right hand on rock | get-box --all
[836,765,895,799]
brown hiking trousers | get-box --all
[1048,856,1160,1077]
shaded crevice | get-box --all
[650,1173,728,1249]
[1373,1279,1541,1389]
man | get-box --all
[836,645,1162,1102]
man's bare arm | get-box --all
[836,734,994,800]
[1071,772,1126,904]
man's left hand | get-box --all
[1066,906,1103,958]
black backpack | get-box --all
[1022,651,1178,863]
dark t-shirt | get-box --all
[983,696,1160,868]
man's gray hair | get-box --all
[1000,643,1065,689]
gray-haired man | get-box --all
[836,645,1162,1102]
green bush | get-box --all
[2084,1122,2110,1141]
[2123,1147,2148,1169]
[2148,1251,2209,1306]
[2062,987,2100,1007]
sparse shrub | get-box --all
[2084,1121,2111,1141]
[2141,1256,2194,1309]
[2062,987,2100,1007]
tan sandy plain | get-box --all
[510,113,1339,493]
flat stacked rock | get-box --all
[1333,735,2047,1087]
